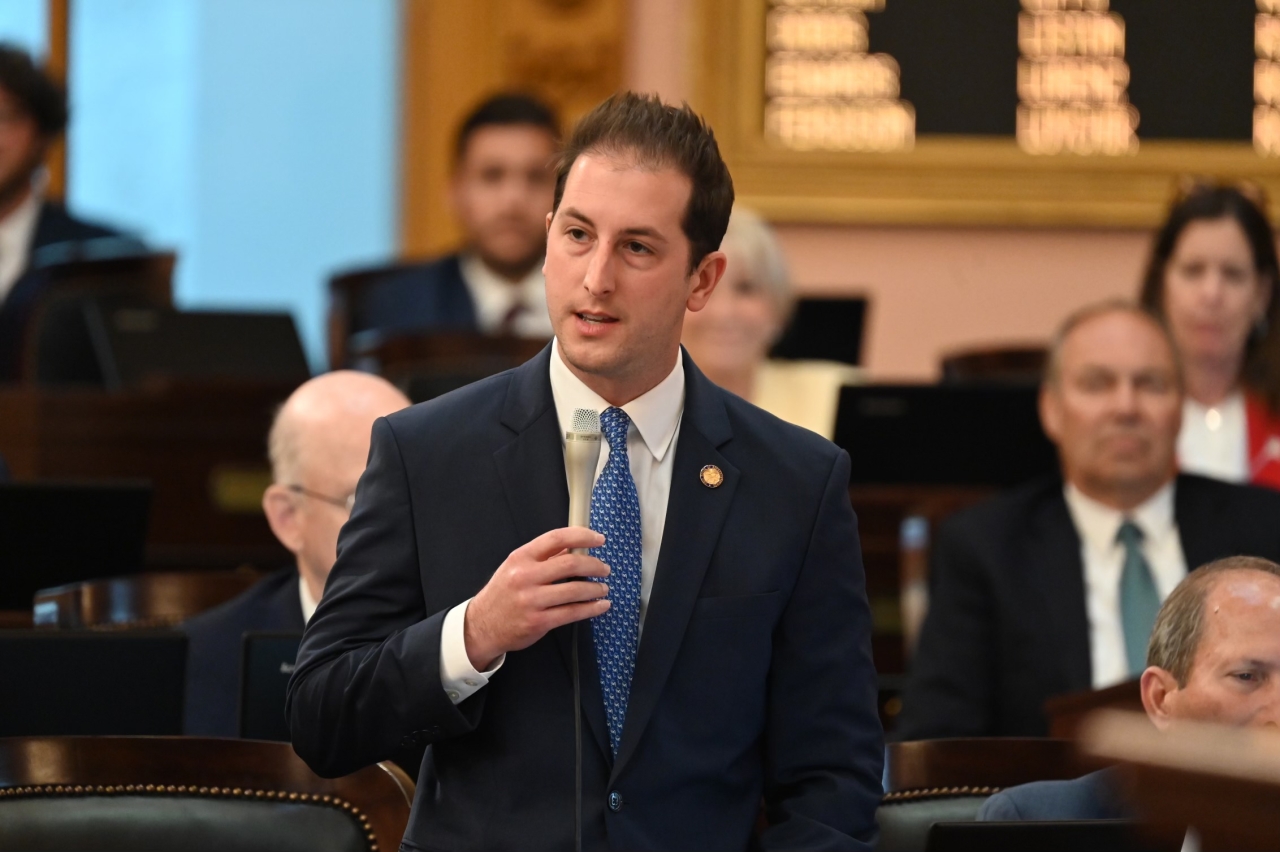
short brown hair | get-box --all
[1147,556,1280,685]
[1042,299,1183,389]
[552,91,734,272]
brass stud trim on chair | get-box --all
[882,785,1001,803]
[0,782,383,851]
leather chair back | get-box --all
[0,737,413,852]
[876,738,1082,852]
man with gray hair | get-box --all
[900,300,1280,739]
[183,370,409,737]
[980,555,1280,819]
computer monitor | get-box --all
[770,297,868,366]
[833,385,1058,487]
[0,482,151,610]
[0,630,186,736]
[239,631,304,741]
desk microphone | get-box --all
[564,407,600,852]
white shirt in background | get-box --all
[459,253,553,338]
[437,339,686,703]
[1064,482,1188,689]
[1178,392,1248,483]
[299,576,318,624]
[0,192,41,303]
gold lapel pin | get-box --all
[699,465,724,489]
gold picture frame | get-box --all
[694,0,1280,228]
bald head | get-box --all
[269,371,410,485]
[263,371,409,606]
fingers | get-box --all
[539,551,610,583]
[539,598,611,632]
[533,579,610,610]
[524,526,605,561]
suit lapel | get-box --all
[1030,486,1093,691]
[1174,475,1224,574]
[491,345,610,759]
[610,357,737,782]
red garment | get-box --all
[1246,392,1280,489]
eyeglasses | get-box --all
[286,484,356,513]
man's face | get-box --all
[1039,311,1182,506]
[543,151,723,402]
[0,86,44,202]
[288,416,374,588]
[451,124,558,278]
[1155,571,1280,730]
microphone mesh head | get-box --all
[572,408,600,434]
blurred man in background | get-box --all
[980,555,1280,819]
[900,301,1280,738]
[183,370,409,736]
[358,92,559,341]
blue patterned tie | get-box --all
[589,406,643,757]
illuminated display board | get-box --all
[699,0,1280,226]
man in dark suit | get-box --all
[355,93,560,343]
[288,93,883,851]
[981,555,1280,820]
[900,301,1280,739]
[183,371,408,737]
[0,44,127,381]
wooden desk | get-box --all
[0,382,292,570]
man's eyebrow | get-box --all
[560,207,668,243]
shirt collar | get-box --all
[298,573,318,624]
[1064,479,1176,551]
[460,253,544,314]
[548,337,684,462]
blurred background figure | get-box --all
[1139,183,1280,489]
[980,555,1280,821]
[680,206,857,438]
[354,93,560,344]
[183,370,410,737]
[899,301,1280,739]
[0,43,120,302]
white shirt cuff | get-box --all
[439,598,504,704]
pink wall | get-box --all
[625,2,1156,381]
[776,225,1151,380]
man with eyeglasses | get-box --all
[183,370,409,737]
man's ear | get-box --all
[1140,666,1181,732]
[263,485,304,556]
[1039,384,1062,444]
[686,250,727,313]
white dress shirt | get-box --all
[438,339,685,703]
[299,575,319,624]
[0,191,41,303]
[1178,392,1248,483]
[459,253,553,338]
[1064,482,1188,689]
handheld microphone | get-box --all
[564,407,599,852]
[565,408,602,554]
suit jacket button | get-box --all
[608,790,623,812]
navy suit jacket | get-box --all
[978,769,1128,821]
[183,567,306,738]
[0,201,122,381]
[287,345,884,852]
[899,474,1280,739]
[355,253,478,340]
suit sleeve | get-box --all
[286,416,486,778]
[977,790,1023,821]
[759,450,885,852]
[896,516,997,739]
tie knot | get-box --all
[1117,520,1144,547]
[600,406,631,450]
